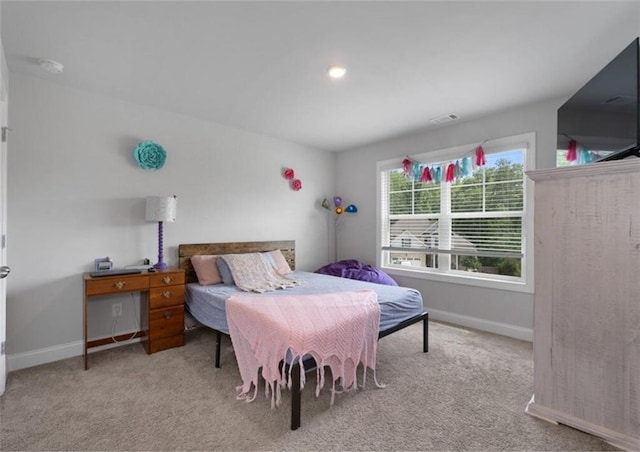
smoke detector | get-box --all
[38,59,64,74]
[430,113,460,124]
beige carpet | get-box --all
[0,321,618,451]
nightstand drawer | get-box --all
[149,271,185,288]
[85,275,149,296]
[149,305,184,340]
[150,285,184,309]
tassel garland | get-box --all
[403,144,486,185]
[564,138,603,165]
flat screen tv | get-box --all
[557,38,640,163]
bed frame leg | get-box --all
[215,331,222,368]
[423,313,429,353]
[291,362,301,430]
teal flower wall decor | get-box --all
[133,141,167,170]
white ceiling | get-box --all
[2,1,639,152]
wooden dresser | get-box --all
[526,160,640,450]
[83,268,185,369]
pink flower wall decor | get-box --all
[283,167,302,191]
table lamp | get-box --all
[145,195,177,270]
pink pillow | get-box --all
[266,249,292,275]
[190,255,222,285]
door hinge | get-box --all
[1,235,5,249]
[1,126,10,143]
[1,341,5,356]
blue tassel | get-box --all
[578,148,587,165]
[461,157,471,176]
[413,163,421,181]
[434,166,442,183]
[455,161,462,179]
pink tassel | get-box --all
[403,158,412,177]
[475,146,486,166]
[446,163,456,182]
[420,166,431,183]
[566,140,577,162]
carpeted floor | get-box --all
[0,321,619,451]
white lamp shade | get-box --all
[145,196,177,222]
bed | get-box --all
[178,240,428,429]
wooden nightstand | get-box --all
[83,268,185,369]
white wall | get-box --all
[335,98,562,340]
[6,73,335,369]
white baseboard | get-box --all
[428,308,533,342]
[7,336,141,372]
[8,311,531,371]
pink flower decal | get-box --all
[283,168,295,180]
[291,179,302,191]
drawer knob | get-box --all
[163,311,173,320]
[162,291,173,298]
[162,276,173,284]
[113,281,126,290]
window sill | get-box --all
[382,266,533,294]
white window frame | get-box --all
[376,132,535,293]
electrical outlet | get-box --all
[112,303,123,317]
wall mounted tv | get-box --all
[557,38,640,163]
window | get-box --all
[377,133,535,292]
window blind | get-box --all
[380,150,525,261]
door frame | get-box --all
[0,98,6,396]
[0,39,8,395]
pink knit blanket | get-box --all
[226,290,383,407]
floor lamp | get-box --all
[145,196,177,270]
[322,196,357,261]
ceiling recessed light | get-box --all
[327,65,347,79]
[38,59,64,74]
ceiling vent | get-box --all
[430,113,460,124]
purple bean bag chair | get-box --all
[315,259,398,286]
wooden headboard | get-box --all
[178,240,295,283]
